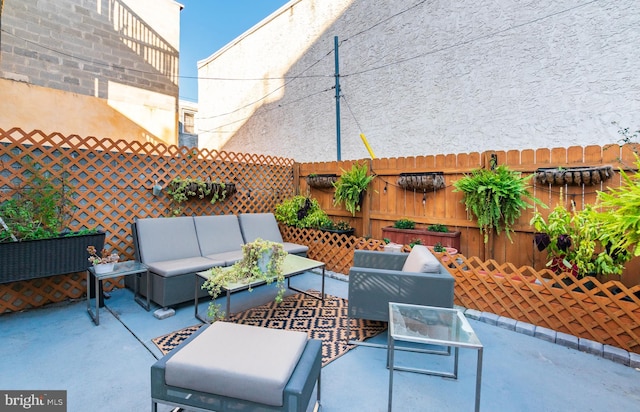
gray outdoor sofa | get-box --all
[129,213,308,308]
[347,245,455,346]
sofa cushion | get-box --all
[203,250,244,266]
[165,322,308,407]
[401,245,441,273]
[136,217,201,263]
[147,256,223,277]
[238,213,284,243]
[194,215,245,256]
[238,213,309,255]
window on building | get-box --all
[184,112,195,134]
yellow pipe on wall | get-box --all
[359,133,376,159]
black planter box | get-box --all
[0,231,106,284]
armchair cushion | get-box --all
[401,245,441,273]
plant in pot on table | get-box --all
[87,246,120,274]
[202,238,287,320]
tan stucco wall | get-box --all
[0,79,166,144]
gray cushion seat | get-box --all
[152,322,322,412]
[238,213,309,256]
[194,215,246,265]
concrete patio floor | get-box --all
[1,271,639,412]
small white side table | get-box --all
[86,261,150,325]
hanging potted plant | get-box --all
[332,162,375,216]
[453,164,542,243]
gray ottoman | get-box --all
[151,322,322,412]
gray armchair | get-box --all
[347,247,455,347]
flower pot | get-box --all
[381,226,461,250]
[94,262,115,274]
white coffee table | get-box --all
[387,302,483,411]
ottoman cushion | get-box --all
[165,322,308,407]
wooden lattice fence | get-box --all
[0,128,295,312]
[445,253,640,354]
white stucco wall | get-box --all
[197,0,640,162]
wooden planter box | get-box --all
[0,231,106,284]
[381,226,461,250]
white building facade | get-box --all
[197,0,640,162]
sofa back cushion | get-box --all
[401,245,441,273]
[194,215,245,255]
[238,213,284,244]
[135,217,201,263]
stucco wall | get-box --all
[0,0,181,144]
[198,0,640,162]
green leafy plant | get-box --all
[333,162,376,216]
[167,177,233,205]
[202,238,287,320]
[432,242,446,253]
[530,196,628,278]
[274,195,331,229]
[427,224,449,233]
[0,159,76,242]
[409,238,422,247]
[393,218,415,229]
[453,164,542,243]
[592,155,640,261]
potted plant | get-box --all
[87,245,120,274]
[167,177,236,204]
[332,162,376,216]
[202,238,287,320]
[530,199,628,279]
[320,219,355,236]
[453,164,541,243]
[381,219,461,250]
[0,159,106,284]
[305,173,338,189]
[274,195,332,229]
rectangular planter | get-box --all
[381,227,461,250]
[0,231,106,284]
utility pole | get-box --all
[334,36,341,161]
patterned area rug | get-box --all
[152,291,386,366]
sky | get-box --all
[178,0,291,103]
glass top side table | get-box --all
[387,302,483,412]
[86,261,150,325]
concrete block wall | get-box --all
[198,0,640,162]
[1,0,179,97]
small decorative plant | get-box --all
[427,224,449,233]
[202,238,287,320]
[274,195,331,229]
[393,218,416,229]
[453,164,542,243]
[432,242,446,253]
[333,162,376,216]
[167,177,234,205]
[87,245,120,266]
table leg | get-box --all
[133,270,150,311]
[475,347,483,412]
[225,289,231,320]
[94,274,100,325]
[321,266,325,300]
[388,335,395,411]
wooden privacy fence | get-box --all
[297,144,640,287]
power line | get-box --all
[342,0,602,78]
